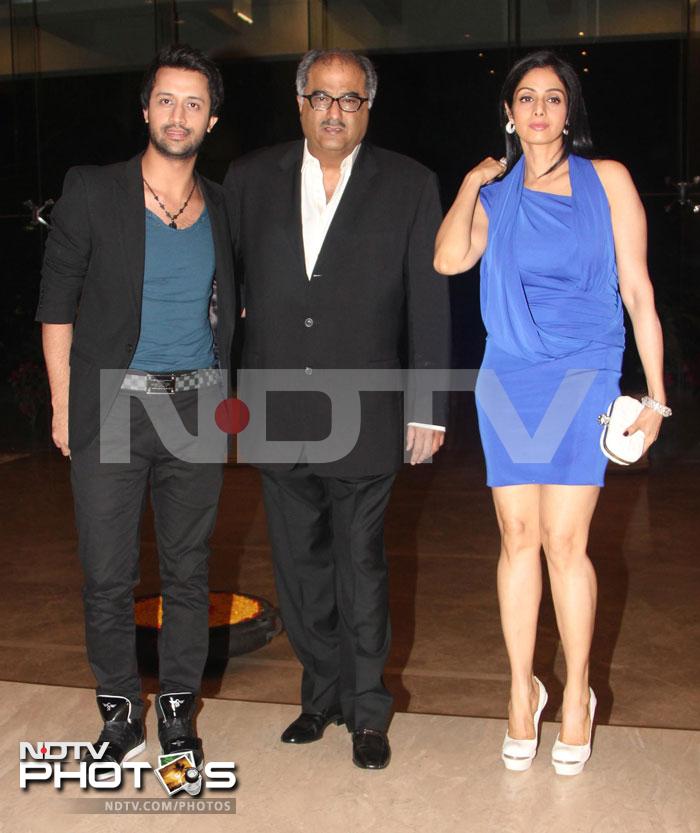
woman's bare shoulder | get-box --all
[591,159,639,207]
[591,159,634,189]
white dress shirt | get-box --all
[299,140,444,435]
[301,140,360,279]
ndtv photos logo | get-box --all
[19,742,236,798]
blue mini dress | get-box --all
[475,155,625,487]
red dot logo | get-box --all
[40,746,47,755]
[215,398,250,435]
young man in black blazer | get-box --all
[224,49,450,769]
[36,45,235,774]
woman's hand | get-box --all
[625,406,664,454]
[434,157,505,275]
[465,156,507,188]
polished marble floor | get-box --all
[1,435,698,732]
[2,421,699,831]
[2,681,698,833]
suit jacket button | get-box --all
[304,367,313,375]
[304,318,314,328]
[126,343,133,352]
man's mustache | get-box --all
[320,118,345,128]
[160,123,192,135]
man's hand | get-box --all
[51,402,71,457]
[405,426,445,465]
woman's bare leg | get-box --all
[540,484,600,744]
[492,484,544,738]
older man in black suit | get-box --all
[224,49,450,769]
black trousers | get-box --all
[260,465,396,732]
[70,389,224,719]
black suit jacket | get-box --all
[223,140,450,477]
[36,153,236,453]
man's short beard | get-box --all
[149,126,206,160]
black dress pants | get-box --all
[261,465,396,732]
[70,390,223,719]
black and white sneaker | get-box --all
[82,695,146,779]
[156,692,203,770]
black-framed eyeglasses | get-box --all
[300,92,369,113]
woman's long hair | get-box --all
[500,50,595,176]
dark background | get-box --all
[2,26,698,448]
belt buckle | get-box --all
[146,373,176,395]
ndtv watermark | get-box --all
[98,367,599,465]
[19,742,236,804]
[66,798,236,814]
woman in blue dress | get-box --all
[434,51,669,775]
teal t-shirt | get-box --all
[130,208,216,372]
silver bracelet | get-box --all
[641,396,672,417]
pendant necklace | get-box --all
[143,177,197,229]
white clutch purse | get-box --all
[598,396,645,465]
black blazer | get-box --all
[36,153,236,453]
[224,140,450,477]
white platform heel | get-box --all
[551,688,597,776]
[501,676,548,771]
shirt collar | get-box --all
[302,140,362,173]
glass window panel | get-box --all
[326,0,508,51]
[176,0,308,59]
[689,0,700,174]
[0,5,13,77]
[2,0,161,77]
[3,2,39,77]
[520,0,686,45]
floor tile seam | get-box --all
[2,679,699,736]
[0,646,509,682]
[225,656,510,681]
[0,640,86,652]
[3,644,698,688]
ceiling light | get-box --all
[233,1,253,24]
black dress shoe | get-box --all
[281,708,345,744]
[352,728,391,769]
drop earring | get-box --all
[562,122,570,136]
[505,119,516,135]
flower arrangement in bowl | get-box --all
[135,591,282,672]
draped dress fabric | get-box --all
[475,155,625,486]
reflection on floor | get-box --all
[1,444,698,733]
[3,681,698,833]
